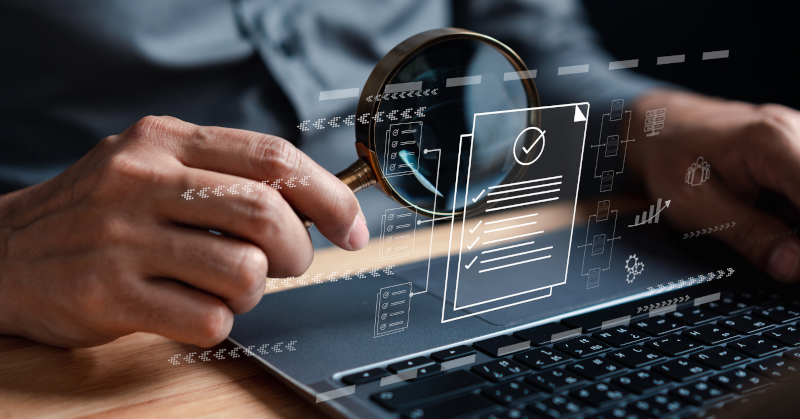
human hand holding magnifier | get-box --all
[302,28,541,227]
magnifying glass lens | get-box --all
[373,36,536,216]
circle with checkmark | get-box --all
[512,126,545,166]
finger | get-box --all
[132,278,234,347]
[159,166,314,278]
[141,224,267,314]
[150,117,368,251]
[667,182,800,283]
[736,107,800,210]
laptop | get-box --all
[227,188,800,419]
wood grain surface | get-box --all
[0,196,643,418]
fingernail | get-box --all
[768,241,800,283]
[348,212,369,250]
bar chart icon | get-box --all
[629,198,670,227]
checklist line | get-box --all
[487,189,560,204]
[483,231,543,245]
[484,221,537,234]
[479,255,551,273]
[481,246,553,264]
[487,197,559,212]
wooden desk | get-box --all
[0,197,643,418]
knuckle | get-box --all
[128,115,167,142]
[231,247,267,296]
[252,135,303,177]
[196,303,231,344]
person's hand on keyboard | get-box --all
[0,116,369,348]
[630,89,800,283]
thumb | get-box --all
[669,186,800,283]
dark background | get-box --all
[583,0,789,108]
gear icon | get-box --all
[625,254,639,272]
[634,261,645,276]
[626,271,636,284]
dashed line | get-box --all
[657,54,685,65]
[557,64,590,75]
[702,50,729,60]
[319,88,360,101]
[609,59,639,70]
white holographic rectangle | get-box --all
[608,59,639,70]
[385,81,423,93]
[504,70,537,81]
[558,64,589,75]
[657,55,685,65]
[446,75,482,87]
[702,50,729,60]
[318,88,360,101]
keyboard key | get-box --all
[652,358,712,382]
[485,408,534,419]
[409,364,443,381]
[527,369,584,393]
[707,295,751,315]
[720,314,774,334]
[688,407,724,419]
[748,355,799,381]
[683,324,739,345]
[784,347,800,363]
[482,381,541,406]
[371,370,488,411]
[631,316,686,336]
[606,345,666,368]
[554,337,611,358]
[388,356,435,374]
[526,395,585,419]
[669,381,732,406]
[569,382,628,408]
[513,347,571,370]
[754,302,800,324]
[763,324,800,346]
[592,326,648,347]
[586,407,643,419]
[472,359,531,382]
[709,368,772,394]
[401,393,496,419]
[628,393,690,418]
[611,370,672,395]
[670,307,720,325]
[474,335,529,357]
[342,368,390,385]
[690,347,749,369]
[513,323,574,346]
[645,335,703,356]
[567,356,626,380]
[727,335,784,358]
[430,345,476,362]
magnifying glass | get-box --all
[303,28,540,227]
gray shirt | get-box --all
[0,0,658,244]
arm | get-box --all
[0,116,369,347]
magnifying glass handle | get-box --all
[300,158,377,229]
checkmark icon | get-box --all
[465,256,478,269]
[472,189,486,203]
[469,220,482,234]
[467,236,480,250]
[522,130,546,154]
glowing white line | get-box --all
[489,175,562,190]
[483,231,543,245]
[481,246,553,264]
[488,182,561,196]
[484,221,537,234]
[479,255,551,273]
[487,189,560,204]
[481,240,537,254]
[485,213,538,225]
[487,197,559,212]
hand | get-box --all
[0,116,369,348]
[630,89,800,283]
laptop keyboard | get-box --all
[338,288,800,418]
